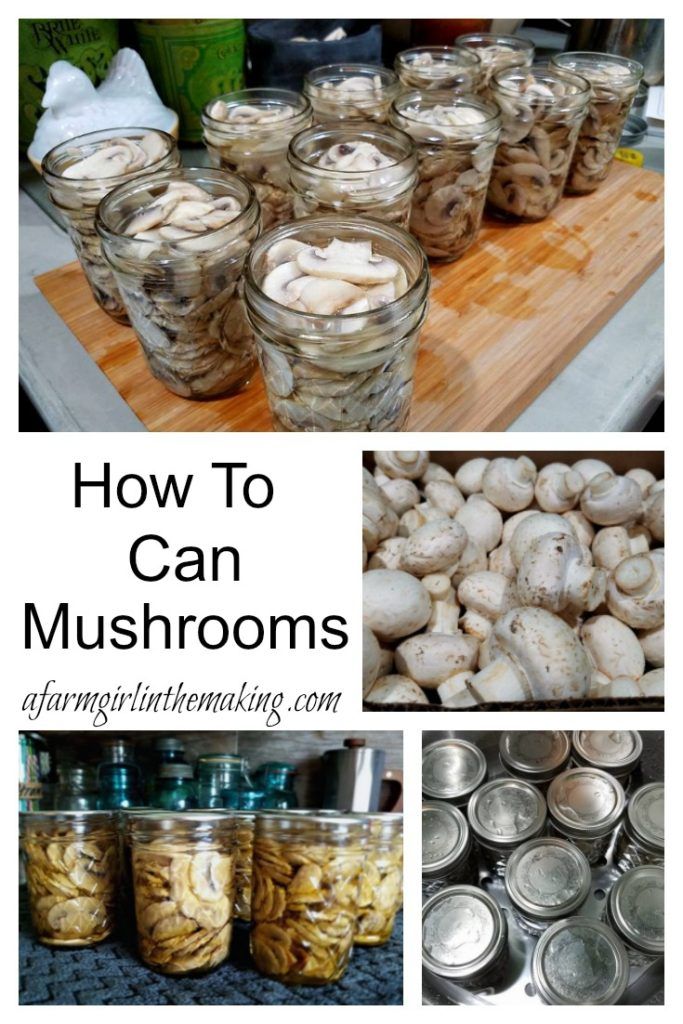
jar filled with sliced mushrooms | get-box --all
[244,216,430,431]
[288,123,418,227]
[201,89,312,229]
[551,52,643,194]
[250,812,367,984]
[129,811,237,975]
[394,46,483,93]
[232,810,256,921]
[487,66,590,221]
[353,812,403,946]
[97,167,260,399]
[42,128,180,322]
[390,92,500,261]
[21,810,120,947]
[303,64,400,124]
[455,33,535,92]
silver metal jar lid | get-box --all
[422,738,487,802]
[626,782,664,852]
[607,865,664,955]
[499,731,571,782]
[505,837,591,919]
[532,917,630,1005]
[547,767,626,838]
[468,778,546,848]
[572,730,643,775]
[422,885,507,981]
[422,801,470,875]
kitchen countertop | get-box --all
[19,138,664,433]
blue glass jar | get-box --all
[155,764,198,811]
[97,739,143,810]
[257,762,299,809]
[197,754,259,810]
[154,736,187,765]
[54,765,99,811]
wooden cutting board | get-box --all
[35,160,663,432]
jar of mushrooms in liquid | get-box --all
[232,810,256,921]
[244,216,430,431]
[21,810,120,947]
[551,52,643,193]
[394,46,483,93]
[390,92,500,261]
[455,33,535,93]
[250,812,367,985]
[487,66,590,221]
[97,168,260,399]
[202,89,313,228]
[303,64,400,124]
[354,812,403,946]
[288,123,417,227]
[42,128,179,322]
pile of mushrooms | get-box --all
[362,452,664,707]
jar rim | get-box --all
[505,836,591,919]
[468,777,547,847]
[391,90,501,137]
[572,729,643,773]
[491,64,591,100]
[422,801,469,874]
[499,730,571,779]
[288,121,416,178]
[422,738,487,801]
[42,126,177,185]
[607,865,664,954]
[20,809,118,833]
[532,917,630,1004]
[547,766,626,836]
[304,63,399,92]
[395,45,482,68]
[456,32,534,53]
[551,51,644,86]
[422,885,507,980]
[626,781,664,849]
[201,87,312,129]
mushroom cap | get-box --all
[509,512,575,568]
[562,510,595,548]
[457,570,518,619]
[362,625,382,696]
[642,488,664,542]
[502,509,539,545]
[421,461,454,485]
[362,569,432,640]
[625,467,657,495]
[401,519,468,576]
[368,536,407,571]
[394,632,479,687]
[379,477,421,516]
[482,456,537,512]
[580,472,642,526]
[580,615,645,681]
[638,624,664,668]
[606,551,664,630]
[454,457,490,495]
[365,674,429,704]
[638,668,664,697]
[455,494,503,552]
[373,451,429,479]
[424,479,465,517]
[534,462,584,513]
[517,532,606,613]
[572,458,615,486]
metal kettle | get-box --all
[322,738,400,811]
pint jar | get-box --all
[232,810,256,921]
[394,46,483,93]
[303,64,399,124]
[615,782,664,871]
[250,812,367,984]
[42,128,179,322]
[467,777,547,876]
[504,836,591,934]
[571,730,643,785]
[605,865,664,966]
[422,800,475,885]
[288,122,417,227]
[97,167,260,399]
[551,52,643,194]
[201,88,312,229]
[354,812,403,946]
[547,767,626,864]
[244,215,430,432]
[422,886,508,990]
[455,33,535,92]
[422,737,487,806]
[20,810,120,947]
[499,730,571,791]
[130,811,236,975]
[390,91,501,261]
[531,918,630,1005]
[487,66,590,221]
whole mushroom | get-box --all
[374,451,429,479]
[455,494,503,552]
[534,462,584,513]
[516,533,606,613]
[580,615,645,690]
[394,632,479,689]
[454,457,490,495]
[606,550,664,630]
[580,472,642,526]
[482,456,537,512]
[363,569,431,641]
[457,571,519,641]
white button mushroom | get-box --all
[482,456,537,512]
[454,457,490,496]
[378,477,421,516]
[367,536,407,571]
[437,671,479,708]
[365,674,430,704]
[450,537,488,585]
[455,494,503,552]
[625,467,657,495]
[362,625,382,697]
[534,462,584,513]
[580,615,645,687]
[516,533,606,613]
[421,461,455,485]
[642,486,664,543]
[373,451,429,479]
[457,571,519,642]
[424,479,466,517]
[394,632,479,688]
[562,510,595,548]
[638,624,664,668]
[509,512,576,569]
[638,667,664,698]
[580,472,643,526]
[400,519,468,576]
[363,569,432,641]
[606,550,664,630]
[422,573,461,634]
[572,458,615,486]
[592,525,650,571]
[488,543,517,579]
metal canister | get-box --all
[547,767,626,863]
[571,730,642,784]
[468,778,547,876]
[499,731,571,790]
[322,738,386,811]
[615,782,664,871]
[531,917,630,1005]
[606,865,664,965]
[422,885,508,989]
[504,836,591,933]
[422,738,487,806]
[422,801,474,883]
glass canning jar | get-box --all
[422,886,508,990]
[257,762,299,809]
[42,128,179,322]
[20,810,120,946]
[231,810,256,921]
[154,764,198,811]
[504,836,591,935]
[250,812,368,985]
[571,730,643,785]
[390,91,500,261]
[288,122,417,227]
[499,730,571,790]
[455,33,535,92]
[196,754,255,809]
[531,918,630,1005]
[547,767,626,864]
[615,782,664,871]
[97,167,260,399]
[54,765,98,811]
[487,65,590,221]
[201,88,312,229]
[395,46,483,93]
[551,52,643,194]
[304,64,399,124]
[353,812,403,946]
[129,811,237,975]
[422,800,475,884]
[244,215,430,432]
[97,738,143,809]
[422,737,487,806]
[605,865,664,966]
[467,777,547,876]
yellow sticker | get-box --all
[615,148,645,167]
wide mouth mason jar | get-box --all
[97,167,260,399]
[352,812,403,946]
[390,91,501,261]
[422,885,508,988]
[288,122,417,227]
[572,730,643,783]
[201,88,312,229]
[547,767,626,863]
[42,128,179,322]
[605,865,664,965]
[455,33,535,91]
[304,64,400,123]
[499,730,571,789]
[531,917,630,1004]
[244,215,430,432]
[487,66,590,221]
[20,810,120,947]
[467,778,547,876]
[422,800,475,884]
[615,782,664,871]
[422,738,487,805]
[551,51,643,194]
[504,836,591,934]
[394,46,483,93]
[129,810,236,975]
[250,812,367,985]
